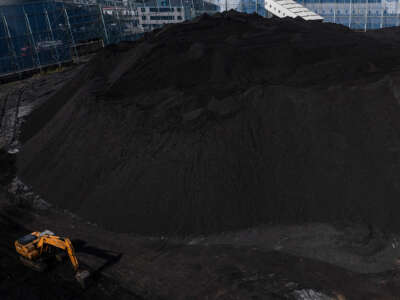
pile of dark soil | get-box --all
[17,12,400,235]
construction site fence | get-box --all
[0,0,204,77]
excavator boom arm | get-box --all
[37,235,79,271]
[64,238,79,271]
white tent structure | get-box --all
[265,0,323,20]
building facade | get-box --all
[211,0,400,29]
[137,7,184,30]
[133,0,219,30]
[298,0,400,30]
[210,0,267,16]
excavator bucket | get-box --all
[75,270,90,288]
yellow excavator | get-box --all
[15,230,90,287]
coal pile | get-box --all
[17,12,400,235]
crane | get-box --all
[15,230,90,287]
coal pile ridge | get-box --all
[18,12,400,235]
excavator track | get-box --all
[19,256,47,272]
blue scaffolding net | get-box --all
[210,0,400,30]
[298,0,400,30]
[0,0,141,77]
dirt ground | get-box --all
[3,190,400,299]
[186,222,400,274]
[0,191,142,300]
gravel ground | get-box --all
[2,191,400,300]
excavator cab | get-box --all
[15,230,90,287]
[17,234,37,244]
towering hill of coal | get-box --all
[18,12,400,234]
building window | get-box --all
[141,7,146,12]
[177,15,182,19]
[149,7,173,12]
[142,15,146,20]
[177,7,182,12]
[150,15,175,20]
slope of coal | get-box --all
[18,12,400,235]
